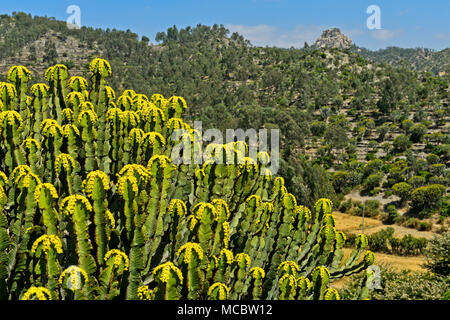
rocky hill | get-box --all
[313,27,353,50]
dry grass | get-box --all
[331,211,433,286]
[333,211,437,239]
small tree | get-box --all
[422,232,450,276]
[410,123,427,143]
[392,182,413,207]
[393,134,411,153]
[410,184,446,216]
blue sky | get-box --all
[2,0,449,50]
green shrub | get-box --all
[422,232,450,276]
[393,134,411,152]
[409,184,446,216]
[392,182,413,206]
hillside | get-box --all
[354,46,450,75]
[0,11,449,229]
[0,11,448,300]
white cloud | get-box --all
[225,23,328,48]
[435,32,450,40]
[369,29,403,41]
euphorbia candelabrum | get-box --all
[0,60,374,300]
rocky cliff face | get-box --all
[313,28,352,50]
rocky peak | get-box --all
[313,27,352,50]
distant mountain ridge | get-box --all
[312,27,449,75]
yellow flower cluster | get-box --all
[324,288,340,300]
[282,193,297,209]
[0,170,8,186]
[141,105,166,123]
[59,266,89,291]
[137,285,153,300]
[212,199,230,220]
[40,119,63,137]
[122,89,137,99]
[14,171,41,188]
[0,110,23,129]
[168,199,187,217]
[187,215,198,231]
[104,249,129,270]
[105,85,116,100]
[150,93,165,104]
[311,266,330,284]
[320,225,336,242]
[238,157,258,174]
[45,64,68,82]
[89,58,112,77]
[167,96,188,110]
[82,170,110,196]
[219,249,234,265]
[22,138,40,151]
[147,155,174,170]
[363,250,375,265]
[222,221,230,248]
[192,202,217,221]
[21,286,52,300]
[355,233,368,249]
[279,274,296,288]
[296,277,311,291]
[116,174,139,197]
[78,109,98,125]
[121,110,140,127]
[207,282,230,300]
[249,267,265,279]
[34,183,58,203]
[278,261,300,276]
[335,231,347,246]
[315,198,333,215]
[152,262,183,284]
[62,124,80,137]
[68,76,88,91]
[60,194,93,215]
[106,107,123,123]
[106,210,116,230]
[61,108,74,122]
[128,128,145,145]
[11,165,32,181]
[0,185,6,204]
[246,194,261,207]
[7,65,31,82]
[0,82,17,99]
[321,213,336,227]
[55,153,76,174]
[116,95,133,110]
[66,91,85,105]
[166,117,185,130]
[118,164,150,181]
[235,253,250,268]
[31,234,63,255]
[295,205,311,222]
[177,242,204,264]
[30,83,49,97]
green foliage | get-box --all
[392,182,413,206]
[340,265,449,300]
[0,60,374,300]
[409,184,446,216]
[422,232,450,276]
